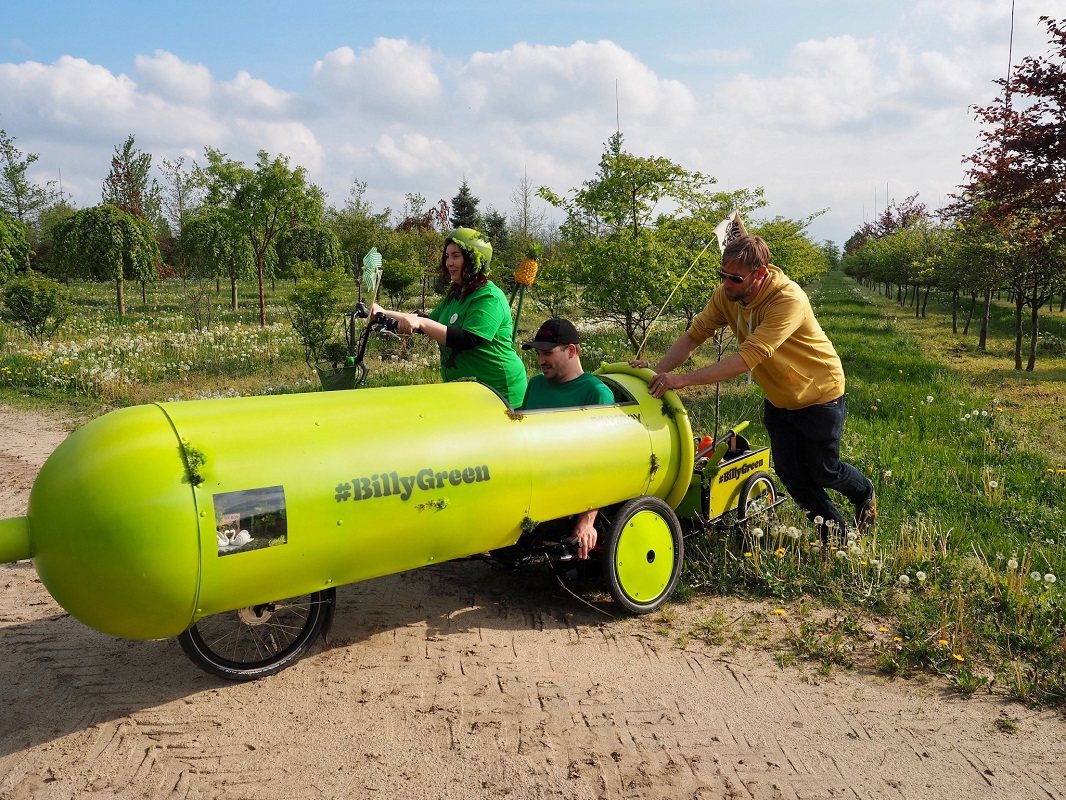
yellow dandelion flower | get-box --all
[892,636,902,642]
[952,653,965,662]
[871,405,878,411]
[939,639,949,646]
[744,552,753,558]
[774,548,786,558]
[773,608,786,616]
[878,627,888,633]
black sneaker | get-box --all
[855,489,877,535]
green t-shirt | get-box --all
[520,372,615,411]
[428,281,528,407]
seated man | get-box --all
[520,318,614,410]
[520,318,614,559]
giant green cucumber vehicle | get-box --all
[0,307,787,681]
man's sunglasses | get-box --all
[717,270,749,284]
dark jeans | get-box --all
[763,396,872,540]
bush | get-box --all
[0,272,71,344]
[286,260,345,366]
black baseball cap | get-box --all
[522,318,580,350]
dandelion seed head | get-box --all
[916,571,927,582]
[1045,573,1057,584]
[898,574,911,585]
[1031,571,1043,581]
[1007,558,1019,570]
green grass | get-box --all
[2,272,1065,705]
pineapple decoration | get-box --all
[510,242,541,342]
[515,242,541,287]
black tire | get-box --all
[602,496,683,615]
[177,588,336,681]
[737,471,779,530]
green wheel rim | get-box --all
[613,509,676,603]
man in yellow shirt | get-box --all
[635,234,876,541]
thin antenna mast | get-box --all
[1006,0,1016,105]
[615,79,620,134]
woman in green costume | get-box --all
[373,228,527,407]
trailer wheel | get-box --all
[602,496,683,615]
[737,472,779,531]
[177,588,336,681]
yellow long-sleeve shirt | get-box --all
[687,265,845,410]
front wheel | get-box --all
[602,496,683,615]
[177,588,336,681]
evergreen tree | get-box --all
[449,179,481,230]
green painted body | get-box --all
[2,364,693,640]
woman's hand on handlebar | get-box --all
[394,314,420,336]
[370,304,417,334]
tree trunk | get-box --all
[257,252,267,327]
[141,280,147,304]
[963,292,976,336]
[979,289,991,350]
[951,289,959,334]
[1027,290,1039,372]
[1013,293,1024,371]
[116,276,125,317]
[921,286,930,318]
[230,278,238,312]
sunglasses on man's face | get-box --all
[717,269,749,284]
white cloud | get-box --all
[219,70,307,118]
[371,132,463,179]
[0,56,138,132]
[230,120,326,173]
[459,40,695,126]
[135,50,212,105]
[312,38,447,123]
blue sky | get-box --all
[0,0,1053,248]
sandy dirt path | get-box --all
[1,403,1064,800]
